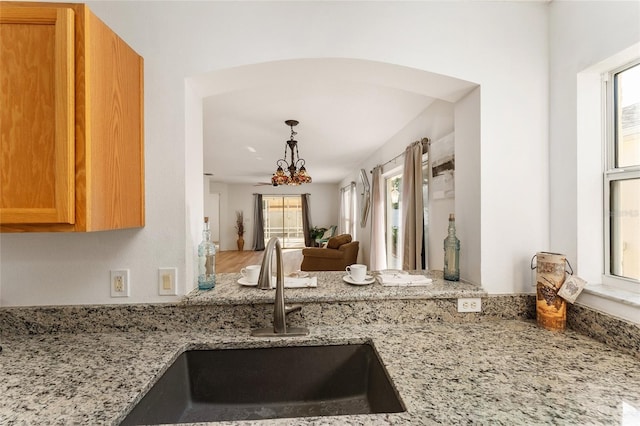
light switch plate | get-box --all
[158,267,178,296]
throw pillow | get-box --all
[321,228,333,239]
[327,234,352,249]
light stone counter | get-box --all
[0,272,500,337]
[1,321,639,425]
[184,270,486,305]
[1,272,638,425]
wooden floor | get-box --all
[216,249,303,273]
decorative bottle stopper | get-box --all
[443,213,460,281]
[198,216,216,290]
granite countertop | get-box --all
[1,273,638,425]
[1,321,640,425]
[183,270,486,305]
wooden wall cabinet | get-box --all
[0,2,144,232]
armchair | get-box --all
[301,234,359,271]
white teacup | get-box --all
[346,264,367,282]
[240,265,261,283]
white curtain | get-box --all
[339,187,346,234]
[369,166,387,271]
[402,141,425,270]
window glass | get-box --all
[341,184,356,238]
[615,64,640,168]
[609,178,640,280]
[606,61,640,284]
[386,175,402,270]
[262,196,304,248]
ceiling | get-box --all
[200,59,476,185]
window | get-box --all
[604,61,640,286]
[384,157,429,270]
[262,196,304,248]
[386,174,403,269]
[339,183,356,238]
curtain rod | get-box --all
[340,181,356,191]
[252,193,311,196]
[370,138,430,173]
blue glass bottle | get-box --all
[198,217,216,290]
[443,213,460,281]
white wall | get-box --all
[203,181,220,243]
[0,1,549,306]
[455,88,482,287]
[549,1,640,272]
[185,82,203,295]
[421,103,458,275]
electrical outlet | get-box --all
[110,269,130,297]
[158,267,178,296]
[457,297,481,313]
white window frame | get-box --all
[262,195,304,249]
[575,44,640,324]
[384,170,403,270]
[602,59,640,292]
[339,182,356,239]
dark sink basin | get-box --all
[121,343,405,424]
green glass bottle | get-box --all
[443,213,460,281]
[198,217,216,290]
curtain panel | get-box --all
[369,166,387,270]
[251,193,265,251]
[301,193,313,247]
[402,141,425,270]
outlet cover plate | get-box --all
[110,269,130,297]
[457,297,481,313]
[158,267,178,296]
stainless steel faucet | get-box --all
[252,237,309,337]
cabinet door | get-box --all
[0,6,75,224]
[84,9,145,231]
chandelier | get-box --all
[271,120,312,186]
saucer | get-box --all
[343,274,375,285]
[237,278,258,286]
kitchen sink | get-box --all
[121,343,405,424]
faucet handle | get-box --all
[284,304,302,316]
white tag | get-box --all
[557,275,588,304]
